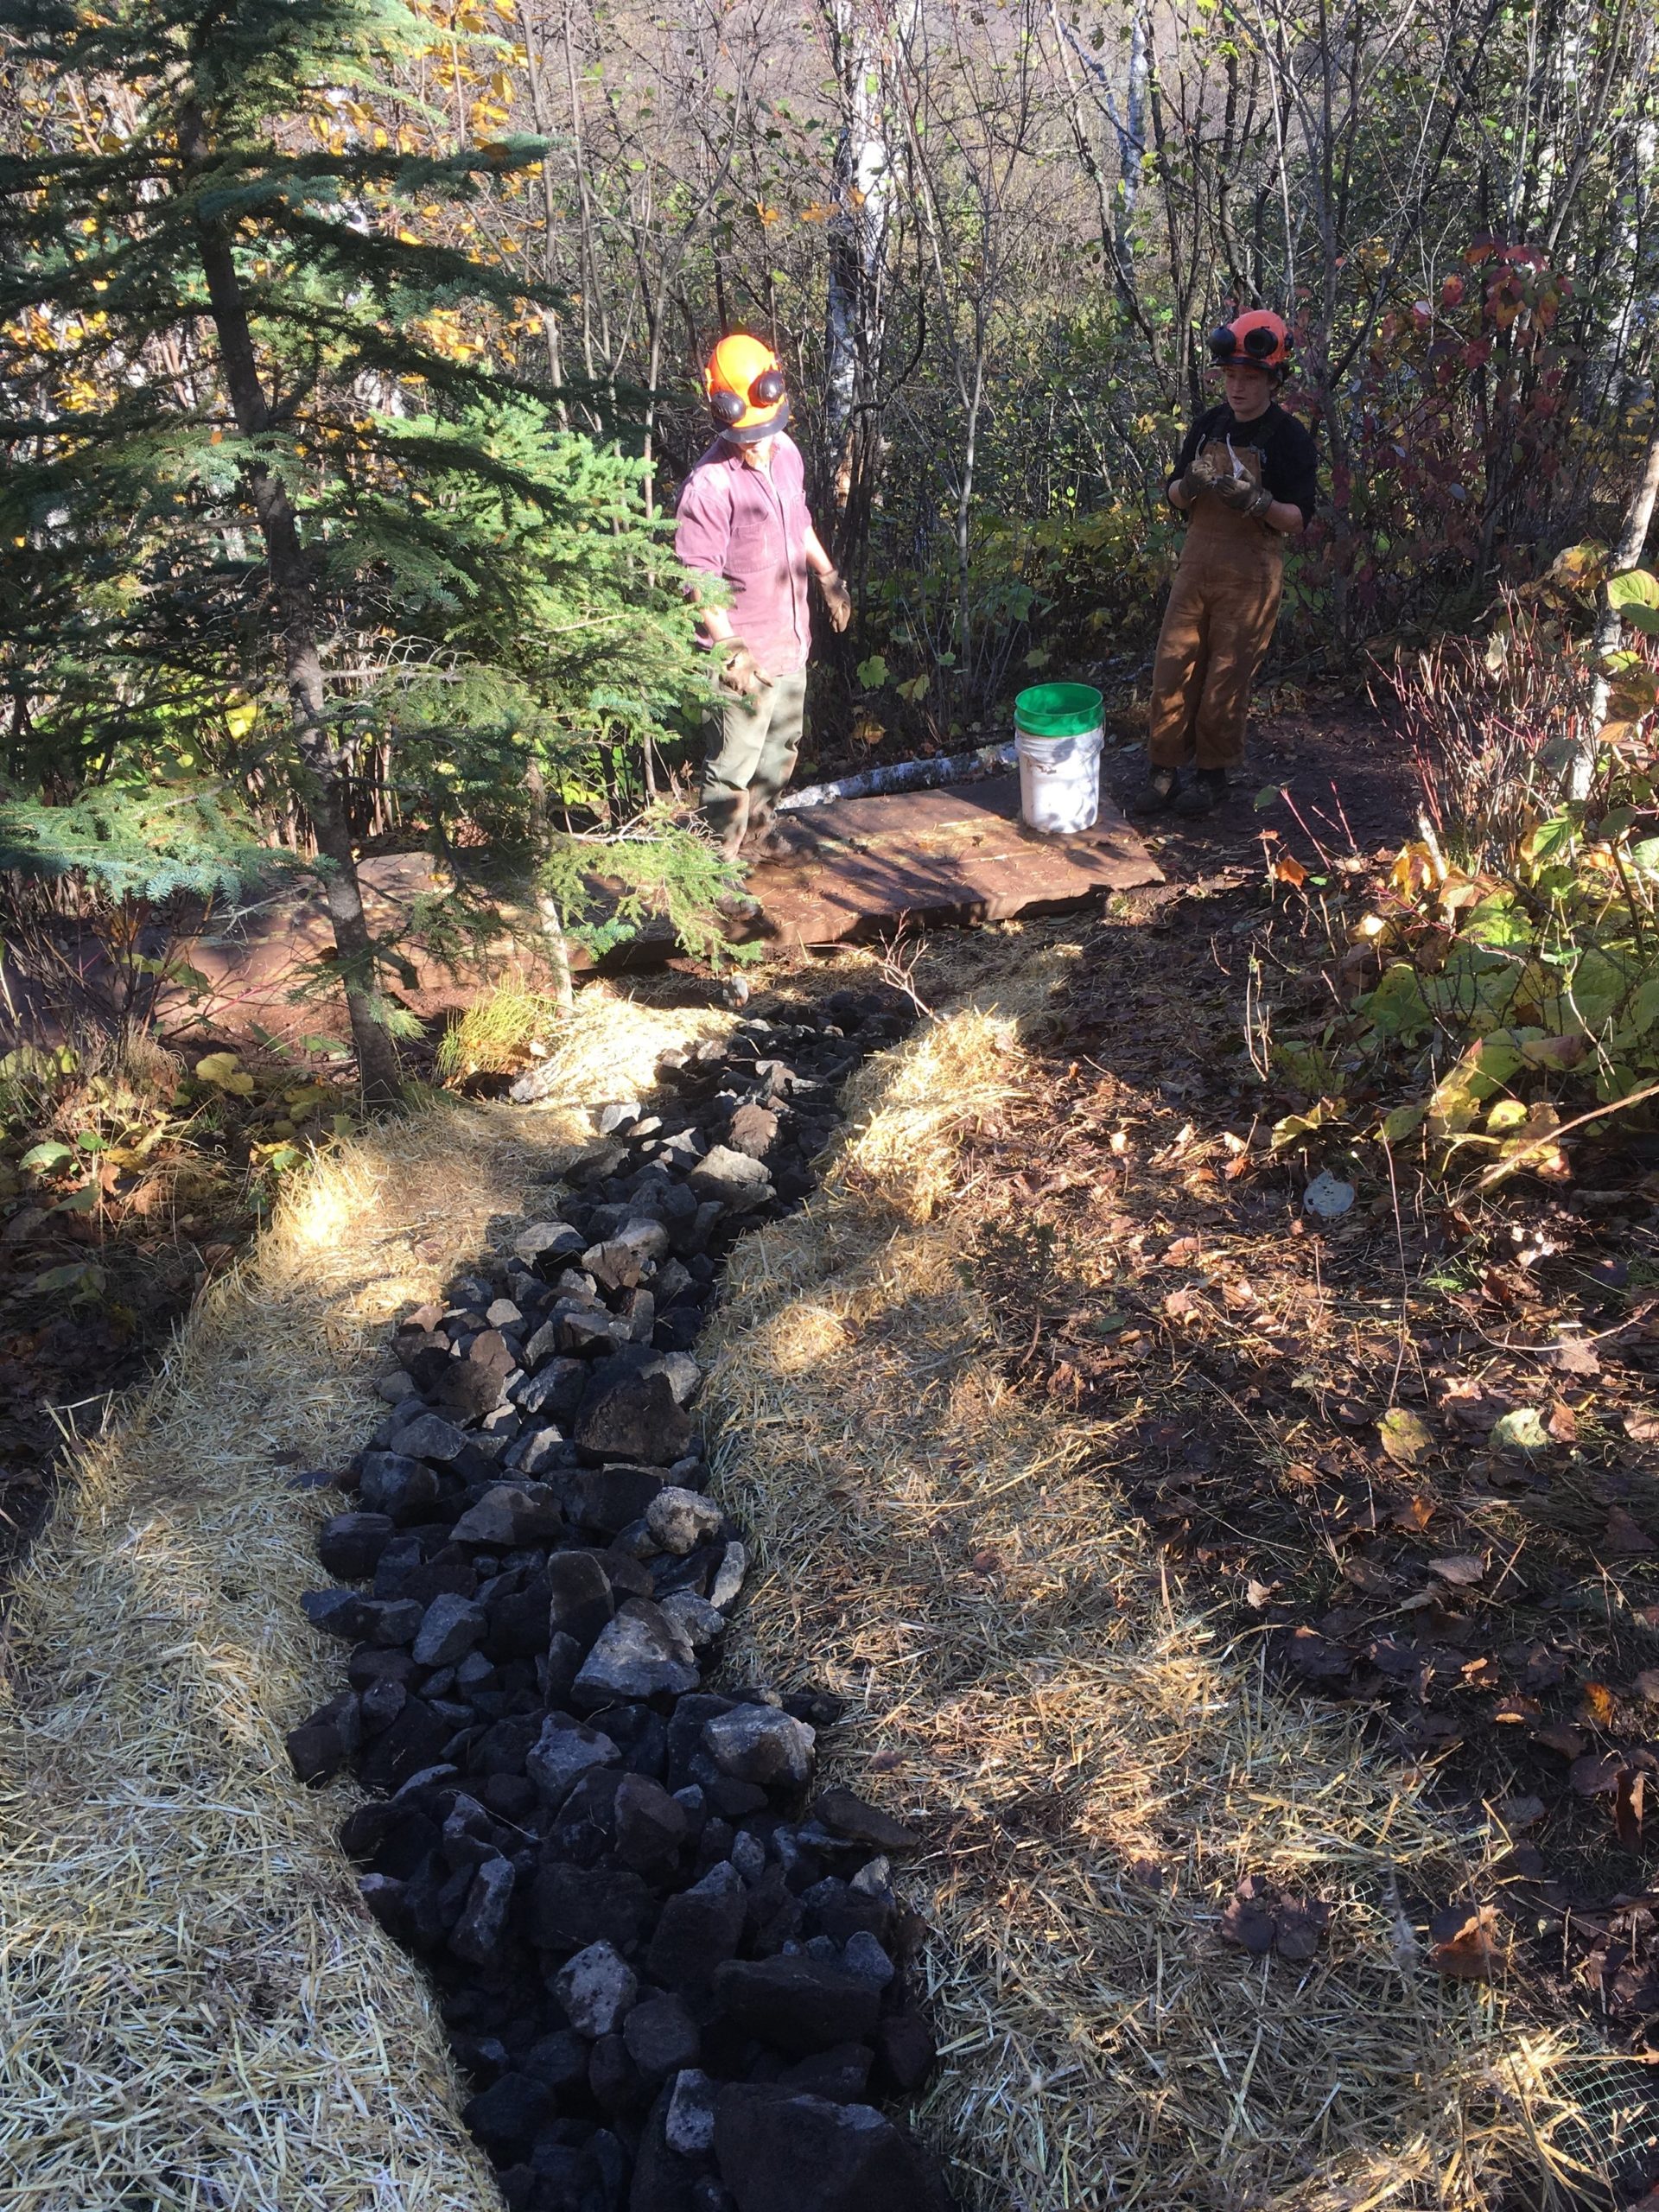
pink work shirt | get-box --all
[673,431,815,677]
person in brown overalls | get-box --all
[1133,311,1319,818]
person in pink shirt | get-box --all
[673,334,853,860]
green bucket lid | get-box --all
[1014,682,1103,738]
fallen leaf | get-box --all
[1244,1578,1278,1610]
[1220,1875,1277,1955]
[1490,1406,1550,1454]
[1340,1555,1398,1598]
[1392,1495,1435,1533]
[1580,1681,1618,1729]
[1304,1169,1356,1219]
[1617,1766,1647,1851]
[1274,853,1308,887]
[1634,1670,1659,1702]
[1427,1552,1486,1586]
[1626,1412,1659,1445]
[1460,1655,1501,1690]
[1532,1721,1586,1758]
[1497,1793,1546,1828]
[1280,1625,1353,1681]
[1571,1751,1624,1796]
[1604,1507,1656,1556]
[1273,1896,1332,1961]
[1546,1400,1578,1444]
[1378,1408,1434,1469]
[1543,1334,1601,1377]
[1429,1902,1505,1980]
[969,1549,1001,1576]
[1492,1695,1542,1724]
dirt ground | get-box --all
[963,703,1659,2094]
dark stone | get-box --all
[872,2012,938,2095]
[629,2087,702,2212]
[705,1778,768,1821]
[710,1957,880,2057]
[286,1694,360,1783]
[812,1789,921,1855]
[622,1993,701,2082]
[486,1573,555,1662]
[438,1328,517,1420]
[340,1801,439,1879]
[390,1410,470,1463]
[480,1770,537,1821]
[547,1549,616,1652]
[645,1862,747,1997]
[572,1600,698,1706]
[666,1694,737,1789]
[347,1644,416,1694]
[529,1860,657,1955]
[450,1853,516,1966]
[359,1677,407,1735]
[357,1452,441,1526]
[777,2044,874,2104]
[466,1713,542,1778]
[462,2070,550,2161]
[588,2031,647,2118]
[521,2028,588,2092]
[318,1511,397,1580]
[603,1549,658,1601]
[301,1590,423,1647]
[613,1772,689,1872]
[713,2087,953,2212]
[569,1465,668,1539]
[511,1355,588,1421]
[543,1630,582,1708]
[359,1696,454,1792]
[575,1370,693,1468]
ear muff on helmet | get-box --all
[750,365,786,406]
[1209,313,1291,370]
[709,386,747,426]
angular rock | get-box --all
[778,2044,874,2105]
[688,1145,773,1212]
[569,1463,666,1538]
[437,1329,516,1421]
[623,1994,701,2082]
[645,1861,747,1996]
[317,1511,397,1581]
[511,1356,587,1421]
[702,1705,816,1789]
[713,2087,952,2212]
[514,1220,588,1268]
[709,1542,747,1611]
[357,1452,440,1525]
[359,1696,454,1792]
[388,1411,468,1464]
[812,1789,921,1856]
[725,1101,779,1159]
[530,1860,657,1955]
[302,1589,423,1648]
[462,2070,549,2161]
[522,2029,588,2093]
[546,1549,615,1652]
[842,1931,895,1988]
[526,1714,620,1808]
[646,1486,723,1557]
[573,1600,699,1705]
[554,1939,639,2038]
[711,1956,880,2056]
[665,2067,719,2157]
[872,2012,938,2095]
[450,1853,515,1965]
[575,1370,692,1467]
[411,1592,488,1669]
[286,1693,360,1783]
[449,1482,563,1548]
[583,1218,670,1293]
[659,1590,726,1650]
[613,1770,689,1872]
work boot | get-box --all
[1128,765,1181,816]
[1173,767,1229,817]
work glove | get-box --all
[1210,471,1275,521]
[1173,461,1217,507]
[818,569,853,632]
[716,642,769,699]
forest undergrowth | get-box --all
[976,776,1659,2099]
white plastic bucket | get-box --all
[1015,724,1103,835]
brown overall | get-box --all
[1147,437,1283,772]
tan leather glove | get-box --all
[1211,472,1274,520]
[819,569,853,632]
[1173,461,1216,507]
[716,642,768,699]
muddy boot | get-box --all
[1173,767,1229,817]
[1128,764,1181,817]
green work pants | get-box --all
[702,670,808,847]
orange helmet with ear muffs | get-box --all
[704,333,789,442]
[1209,308,1291,373]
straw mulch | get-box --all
[702,922,1610,2212]
[0,1003,734,2209]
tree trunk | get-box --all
[1573,413,1659,798]
[180,102,403,1106]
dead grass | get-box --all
[703,924,1618,2212]
[0,991,735,2211]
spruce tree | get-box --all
[0,0,707,1098]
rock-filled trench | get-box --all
[286,988,957,2212]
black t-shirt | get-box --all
[1168,401,1319,527]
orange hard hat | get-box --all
[1209,309,1291,372]
[703,333,789,442]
